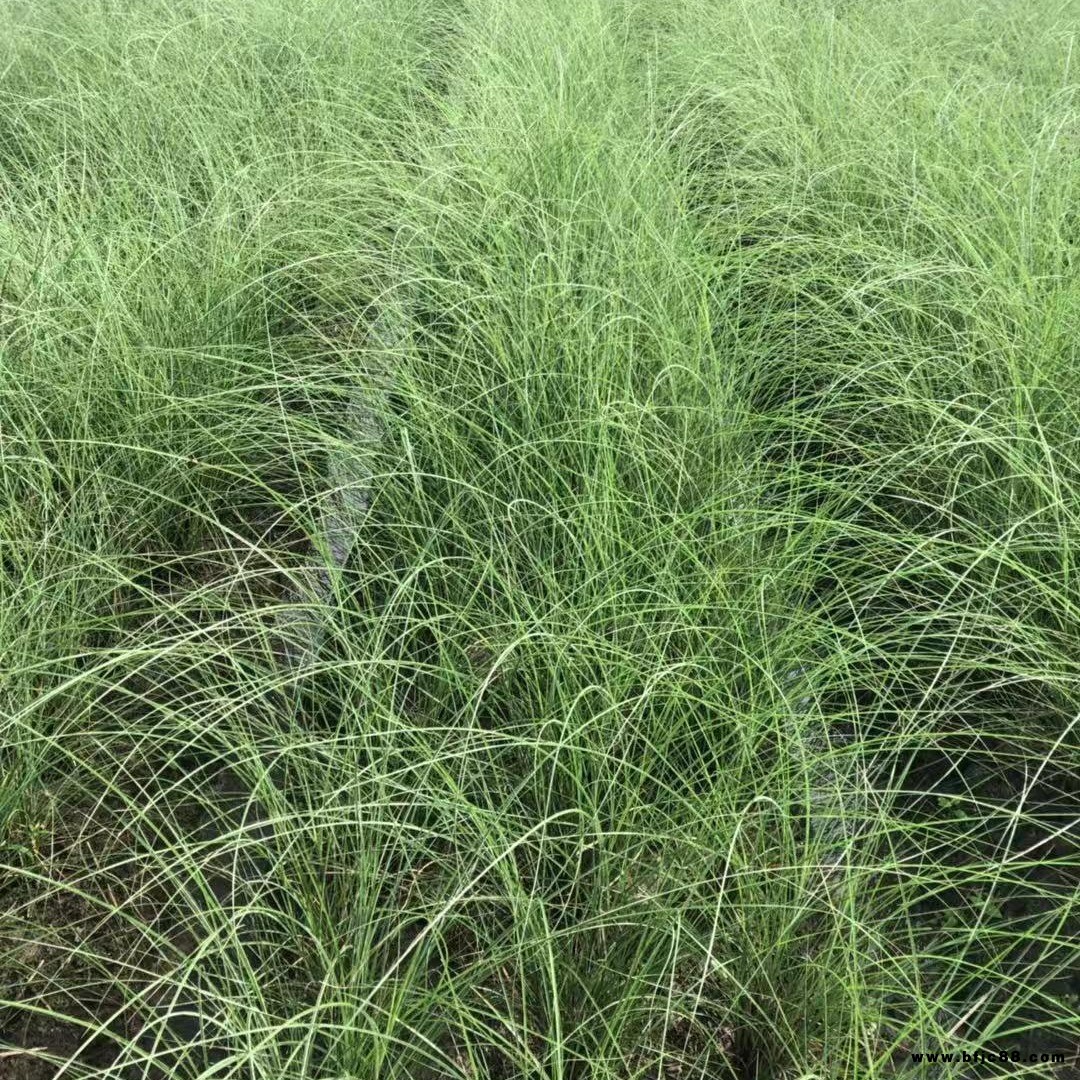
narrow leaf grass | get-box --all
[1,1,1078,1077]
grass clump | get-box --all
[1,0,1078,1077]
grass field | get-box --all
[1,1,1078,1077]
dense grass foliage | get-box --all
[1,1,1078,1077]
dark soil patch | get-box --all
[0,863,140,1078]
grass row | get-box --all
[1,0,1078,1077]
